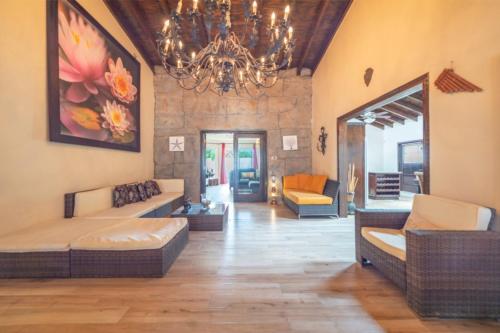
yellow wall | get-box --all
[312,0,500,215]
[0,0,155,235]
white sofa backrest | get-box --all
[73,187,113,217]
[408,194,493,231]
[154,179,184,193]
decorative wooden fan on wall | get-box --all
[434,68,482,94]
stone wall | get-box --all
[153,67,312,201]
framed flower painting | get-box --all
[47,0,141,152]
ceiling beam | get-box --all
[103,0,155,71]
[376,118,394,128]
[392,100,422,114]
[296,0,329,75]
[375,109,405,124]
[381,105,419,121]
[370,121,385,130]
[405,95,423,108]
[311,0,353,74]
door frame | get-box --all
[337,74,430,217]
[200,130,268,202]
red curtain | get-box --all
[252,144,258,169]
[220,143,227,184]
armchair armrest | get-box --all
[355,209,410,263]
[406,230,500,317]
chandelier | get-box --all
[157,0,295,95]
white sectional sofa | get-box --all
[0,179,188,278]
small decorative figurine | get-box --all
[316,126,328,155]
[182,197,192,213]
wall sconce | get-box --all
[270,175,278,205]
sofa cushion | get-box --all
[154,179,184,193]
[361,227,406,261]
[73,186,113,217]
[113,185,128,208]
[137,183,148,201]
[127,184,140,203]
[404,194,493,232]
[0,218,125,253]
[284,190,333,205]
[304,175,328,194]
[70,218,188,251]
[283,175,299,190]
[85,192,184,219]
[297,174,313,190]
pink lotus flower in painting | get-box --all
[105,57,137,104]
[58,8,108,103]
[101,100,132,137]
[60,102,108,141]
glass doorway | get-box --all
[201,131,267,203]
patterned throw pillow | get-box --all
[144,181,155,198]
[148,180,162,196]
[137,183,148,201]
[113,185,128,208]
[126,184,140,203]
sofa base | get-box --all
[0,251,70,279]
[70,225,188,278]
[283,196,339,219]
[360,237,406,291]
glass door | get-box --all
[233,132,267,202]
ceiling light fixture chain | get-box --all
[157,0,295,96]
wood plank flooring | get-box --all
[0,203,499,332]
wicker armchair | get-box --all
[356,203,500,319]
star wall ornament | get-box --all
[169,136,185,152]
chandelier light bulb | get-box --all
[191,51,196,61]
[178,40,183,50]
[193,0,198,11]
[288,26,293,39]
[163,19,170,33]
[271,12,276,27]
[176,0,183,14]
[284,5,290,21]
[177,59,183,69]
[256,70,262,83]
[252,1,257,15]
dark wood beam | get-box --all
[103,0,155,71]
[296,0,328,75]
[393,100,422,114]
[157,0,171,16]
[375,109,405,124]
[311,0,353,74]
[405,95,423,108]
[370,121,385,130]
[376,118,394,128]
[381,105,419,121]
[128,0,161,62]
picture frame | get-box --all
[47,0,141,152]
[282,135,298,151]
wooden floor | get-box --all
[1,203,499,332]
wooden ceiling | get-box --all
[103,0,352,73]
[356,91,424,130]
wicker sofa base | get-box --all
[0,251,70,278]
[283,196,339,218]
[70,225,189,278]
[359,237,406,290]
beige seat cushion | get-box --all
[0,218,126,253]
[403,194,493,232]
[85,192,183,219]
[361,227,406,261]
[70,218,188,251]
[73,186,113,217]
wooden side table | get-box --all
[170,203,228,231]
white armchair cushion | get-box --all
[73,186,113,217]
[403,194,493,232]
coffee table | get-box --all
[171,203,228,231]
